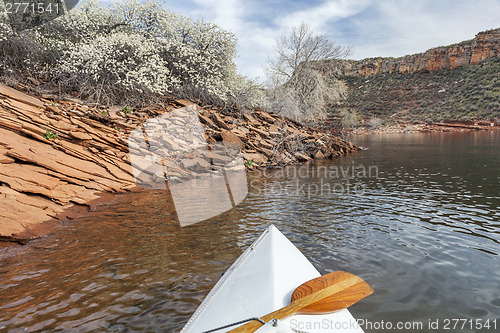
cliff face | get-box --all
[325,28,500,125]
[328,28,499,77]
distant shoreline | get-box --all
[349,121,500,135]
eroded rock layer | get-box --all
[0,84,357,242]
[324,28,499,77]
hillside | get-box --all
[327,28,500,126]
[337,56,500,124]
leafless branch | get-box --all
[266,22,351,123]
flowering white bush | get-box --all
[0,22,10,44]
[57,0,240,103]
[226,73,267,112]
[0,1,9,43]
[0,1,14,61]
[1,0,260,107]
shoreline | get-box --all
[4,82,495,245]
[0,83,357,244]
[350,121,500,135]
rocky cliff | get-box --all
[332,56,500,124]
[327,28,500,125]
[0,83,357,243]
[326,28,499,77]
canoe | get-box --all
[181,225,365,332]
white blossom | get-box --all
[0,0,262,107]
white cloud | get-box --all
[190,0,247,33]
[164,0,500,79]
[348,0,500,59]
[276,0,371,33]
[177,0,278,80]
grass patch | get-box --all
[44,129,58,140]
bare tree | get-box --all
[266,22,351,123]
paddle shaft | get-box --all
[228,275,363,333]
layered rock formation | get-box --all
[332,55,500,124]
[325,28,499,77]
[0,83,357,243]
[0,84,137,243]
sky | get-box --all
[162,0,500,80]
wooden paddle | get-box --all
[227,271,373,333]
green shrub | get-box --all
[44,129,58,139]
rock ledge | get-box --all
[0,83,357,243]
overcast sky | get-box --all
[166,0,499,81]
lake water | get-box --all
[1,131,499,332]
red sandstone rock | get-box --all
[0,83,45,108]
[69,131,93,140]
[242,152,268,164]
[211,112,230,130]
[221,129,245,149]
[0,83,358,243]
[294,152,312,161]
[256,110,276,123]
[325,28,499,77]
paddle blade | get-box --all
[228,271,373,333]
[291,271,373,314]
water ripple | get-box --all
[1,131,500,332]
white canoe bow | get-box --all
[181,225,365,333]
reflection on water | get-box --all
[1,131,500,332]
